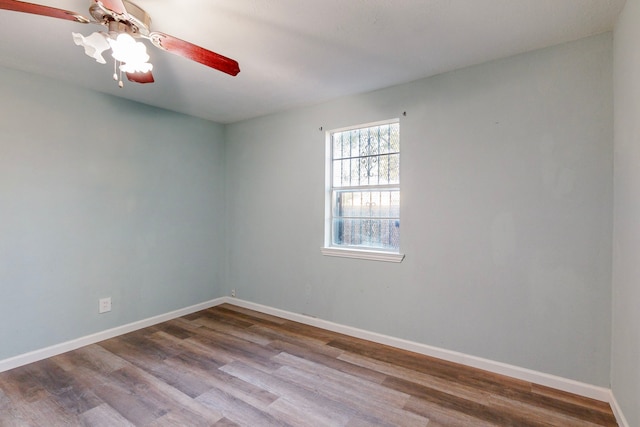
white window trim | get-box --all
[321,247,405,263]
[322,119,404,263]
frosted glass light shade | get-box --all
[108,33,153,73]
[72,32,110,64]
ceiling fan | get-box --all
[0,0,240,86]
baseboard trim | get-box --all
[222,297,612,403]
[0,297,226,374]
[608,391,630,427]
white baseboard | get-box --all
[0,297,226,374]
[608,392,630,427]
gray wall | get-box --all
[225,34,614,386]
[0,67,226,360]
[612,0,640,424]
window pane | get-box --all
[391,123,400,153]
[388,154,400,184]
[334,190,400,218]
[378,124,390,154]
[332,131,399,187]
[359,156,377,185]
[333,159,353,187]
[334,130,348,158]
[332,123,399,159]
[332,218,400,250]
[350,153,399,186]
[359,129,378,157]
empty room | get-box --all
[0,0,638,425]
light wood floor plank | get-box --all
[267,339,386,384]
[271,364,428,427]
[220,361,359,426]
[196,387,291,427]
[79,403,137,427]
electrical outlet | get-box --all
[99,297,112,314]
[231,289,236,298]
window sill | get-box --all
[321,247,405,263]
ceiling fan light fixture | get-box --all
[72,31,110,64]
[1,0,240,87]
[108,32,152,73]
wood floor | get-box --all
[0,304,618,426]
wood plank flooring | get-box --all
[0,304,618,426]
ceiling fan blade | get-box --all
[94,0,127,16]
[149,32,240,76]
[126,70,154,84]
[0,0,90,23]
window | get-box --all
[322,120,404,262]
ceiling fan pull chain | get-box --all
[112,58,124,88]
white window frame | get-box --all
[322,119,405,263]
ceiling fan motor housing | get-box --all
[90,0,151,37]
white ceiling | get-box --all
[0,0,626,124]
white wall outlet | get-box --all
[231,289,236,298]
[99,297,112,314]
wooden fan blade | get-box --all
[126,70,154,84]
[94,0,127,16]
[0,0,90,23]
[150,32,240,76]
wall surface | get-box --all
[225,34,614,386]
[0,67,226,360]
[612,0,640,424]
